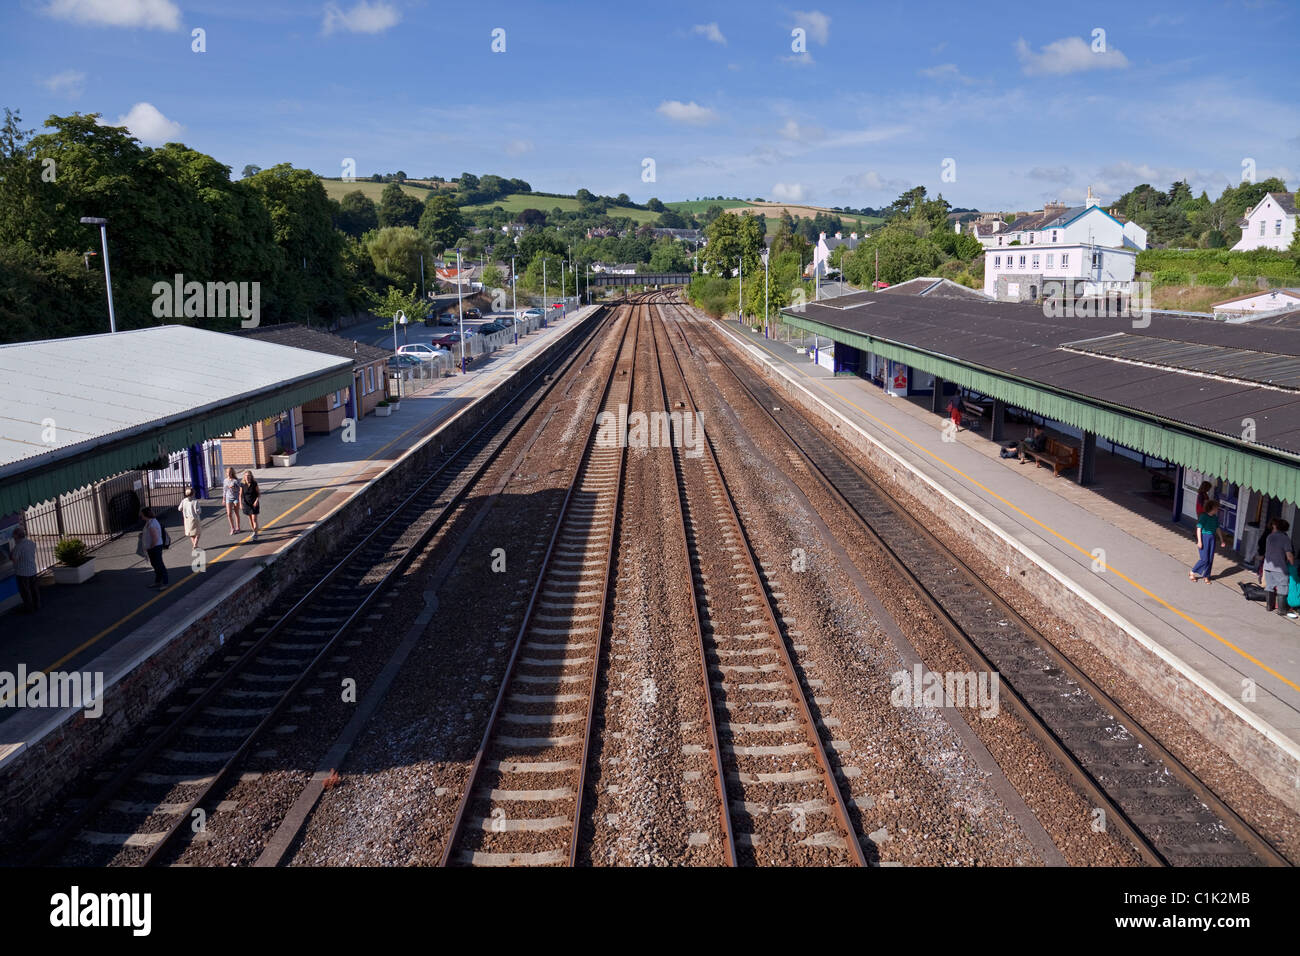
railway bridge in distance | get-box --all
[586,272,691,289]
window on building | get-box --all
[1277,220,1284,236]
[1019,255,1026,267]
[1052,230,1058,242]
[1062,253,1069,268]
[1260,221,1266,237]
[332,390,341,408]
[1029,233,1035,243]
[998,236,1003,246]
[367,366,374,393]
[994,255,1001,267]
[1031,255,1040,270]
[1092,252,1101,268]
[1046,254,1054,268]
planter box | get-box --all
[272,452,298,467]
[53,559,95,585]
[390,402,401,411]
[375,405,392,417]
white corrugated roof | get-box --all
[0,325,351,471]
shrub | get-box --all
[1194,271,1231,287]
[1152,270,1189,286]
[54,537,90,567]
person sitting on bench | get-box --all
[1016,425,1047,462]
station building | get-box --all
[0,325,354,603]
[779,279,1300,562]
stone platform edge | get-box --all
[0,307,608,840]
[715,320,1300,815]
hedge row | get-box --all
[1136,248,1300,276]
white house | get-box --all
[981,189,1146,252]
[1231,192,1297,251]
[1212,288,1300,318]
[984,243,1137,301]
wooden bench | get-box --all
[959,398,986,431]
[1024,438,1079,477]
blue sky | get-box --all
[3,0,1297,212]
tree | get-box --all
[649,238,687,272]
[482,263,504,289]
[241,164,261,179]
[366,283,429,327]
[647,198,665,213]
[844,225,942,286]
[518,207,546,226]
[657,208,687,229]
[702,212,763,278]
[365,226,432,289]
[418,194,465,251]
[335,190,378,238]
[377,182,423,228]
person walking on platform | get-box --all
[140,507,169,589]
[180,486,203,550]
[241,471,262,541]
[222,466,242,535]
[1195,480,1213,516]
[9,527,40,614]
[946,397,963,433]
[1261,518,1296,616]
[1189,500,1226,583]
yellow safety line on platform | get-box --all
[737,328,1300,695]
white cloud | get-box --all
[656,100,719,125]
[842,170,908,193]
[42,70,87,97]
[691,22,726,45]
[1015,36,1129,76]
[1027,166,1073,183]
[771,182,808,202]
[112,102,183,144]
[919,63,973,83]
[43,0,180,30]
[778,118,823,141]
[505,139,534,156]
[793,10,830,45]
[322,1,401,36]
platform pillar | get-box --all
[991,399,1005,442]
[930,375,945,414]
[1078,430,1097,486]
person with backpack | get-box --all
[140,506,169,589]
[1261,518,1296,616]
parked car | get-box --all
[431,333,463,346]
[464,307,483,321]
[433,310,458,326]
[479,320,505,335]
[396,344,446,362]
[519,308,543,319]
[387,354,422,371]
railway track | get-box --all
[667,297,1290,868]
[439,300,641,866]
[25,301,620,867]
[649,301,867,865]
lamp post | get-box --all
[510,254,518,345]
[542,257,548,327]
[762,247,770,339]
[80,216,116,332]
[393,309,406,353]
[419,253,425,300]
[561,257,567,319]
[736,255,743,325]
[456,248,466,373]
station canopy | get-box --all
[780,289,1300,503]
[0,325,354,515]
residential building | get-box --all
[979,188,1146,252]
[984,243,1138,301]
[1231,192,1298,251]
[1212,288,1300,319]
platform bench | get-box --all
[1024,438,1079,477]
[960,398,986,430]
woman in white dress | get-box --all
[181,486,203,550]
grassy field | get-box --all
[1151,285,1225,314]
[319,179,435,202]
[460,193,660,223]
[666,199,755,213]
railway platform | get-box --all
[711,316,1300,801]
[0,307,602,734]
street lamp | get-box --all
[510,254,518,345]
[762,247,770,339]
[419,253,426,300]
[392,309,407,353]
[542,257,548,327]
[561,257,567,320]
[456,248,466,373]
[736,255,743,325]
[80,216,116,332]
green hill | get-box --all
[462,193,660,223]
[319,179,433,202]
